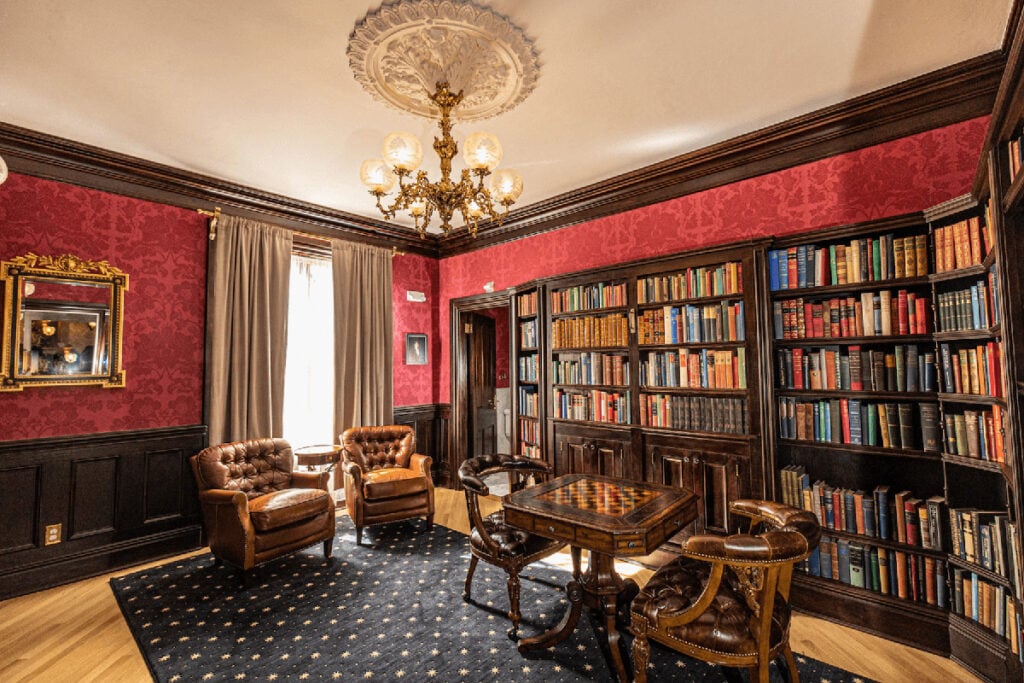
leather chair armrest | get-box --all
[199,488,248,513]
[682,530,808,564]
[292,470,330,491]
[409,453,433,479]
[343,460,363,492]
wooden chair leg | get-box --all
[355,525,363,546]
[506,571,522,640]
[323,538,334,559]
[463,555,479,601]
[425,513,434,531]
[782,644,799,683]
[630,614,650,683]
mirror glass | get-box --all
[2,254,128,391]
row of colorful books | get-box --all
[517,290,538,317]
[550,281,627,314]
[769,233,929,291]
[517,354,538,382]
[774,344,936,393]
[518,416,540,444]
[639,348,747,390]
[807,538,945,606]
[636,261,743,304]
[519,443,541,459]
[637,301,746,344]
[518,320,538,348]
[777,397,939,451]
[949,508,1020,587]
[935,273,1000,333]
[951,569,1019,648]
[780,470,945,549]
[552,388,631,424]
[517,386,538,417]
[637,394,747,434]
[933,215,993,273]
[944,406,1007,462]
[773,289,931,340]
[939,341,1004,397]
[550,351,629,386]
[551,313,629,349]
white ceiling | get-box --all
[0,1,1014,235]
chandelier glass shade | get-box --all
[359,81,523,238]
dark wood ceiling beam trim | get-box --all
[0,122,438,256]
[439,52,1004,257]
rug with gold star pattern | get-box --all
[111,517,872,682]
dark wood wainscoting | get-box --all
[0,425,207,600]
[393,404,451,487]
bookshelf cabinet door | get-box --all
[553,424,638,480]
[645,441,745,534]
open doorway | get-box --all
[450,292,512,486]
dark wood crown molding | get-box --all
[0,122,439,257]
[0,52,1004,260]
[439,52,1004,257]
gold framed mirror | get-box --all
[1,253,128,391]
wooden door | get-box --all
[466,313,497,457]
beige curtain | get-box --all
[207,215,293,445]
[332,240,393,435]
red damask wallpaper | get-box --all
[0,173,207,441]
[435,116,990,399]
[392,253,440,405]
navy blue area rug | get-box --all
[111,518,872,682]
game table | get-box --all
[503,472,698,682]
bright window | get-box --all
[282,253,335,448]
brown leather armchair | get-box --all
[630,499,821,683]
[458,453,581,639]
[190,438,335,582]
[340,425,434,545]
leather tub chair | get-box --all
[340,425,434,545]
[190,438,335,584]
[630,499,821,683]
[458,453,581,639]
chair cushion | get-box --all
[632,556,790,655]
[470,510,563,558]
[249,488,332,532]
[362,466,430,500]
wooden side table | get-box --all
[294,444,342,504]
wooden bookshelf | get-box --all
[513,287,544,461]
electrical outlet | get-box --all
[44,523,61,545]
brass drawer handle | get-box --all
[548,525,556,533]
[627,541,636,548]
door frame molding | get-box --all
[449,291,511,488]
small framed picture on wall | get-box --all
[405,333,428,365]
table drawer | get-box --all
[535,518,576,542]
[661,516,687,539]
[614,534,645,554]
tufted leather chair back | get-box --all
[340,425,415,471]
[191,437,295,499]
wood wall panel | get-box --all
[393,403,451,487]
[0,465,40,553]
[69,457,118,539]
[0,425,206,600]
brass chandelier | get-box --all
[359,81,523,238]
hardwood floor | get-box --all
[0,487,982,683]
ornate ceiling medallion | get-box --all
[347,0,540,121]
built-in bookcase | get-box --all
[765,205,1022,678]
[513,287,544,460]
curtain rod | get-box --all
[196,207,406,256]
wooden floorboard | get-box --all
[0,487,982,682]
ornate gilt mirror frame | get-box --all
[1,253,128,391]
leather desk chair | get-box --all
[340,425,434,545]
[630,499,821,683]
[458,453,581,639]
[190,438,336,583]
